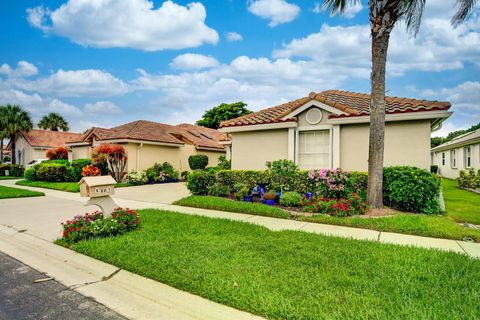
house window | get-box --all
[298,130,330,169]
[464,146,472,168]
[451,149,456,168]
[442,152,445,166]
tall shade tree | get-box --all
[322,0,477,208]
[38,112,70,131]
[2,105,33,165]
[196,102,253,129]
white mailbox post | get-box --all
[79,176,119,217]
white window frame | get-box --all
[464,146,472,168]
[451,149,457,169]
[295,125,333,169]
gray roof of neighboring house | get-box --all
[431,129,480,152]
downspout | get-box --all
[136,143,143,171]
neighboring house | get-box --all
[219,90,452,171]
[66,120,226,172]
[1,146,11,161]
[8,129,83,167]
[431,129,480,179]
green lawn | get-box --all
[173,196,289,218]
[0,176,22,180]
[175,179,480,242]
[0,185,44,199]
[62,209,480,320]
[443,178,480,224]
[15,180,134,193]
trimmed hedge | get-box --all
[71,159,92,181]
[0,164,24,177]
[458,169,480,190]
[35,163,69,182]
[186,170,216,195]
[216,167,440,214]
[188,155,209,170]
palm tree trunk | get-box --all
[10,135,16,165]
[366,29,391,209]
[0,139,3,164]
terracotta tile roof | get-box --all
[220,90,451,128]
[69,120,227,150]
[21,130,83,148]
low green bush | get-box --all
[279,191,302,207]
[383,166,441,214]
[208,183,229,197]
[24,167,37,181]
[43,159,69,165]
[186,170,216,195]
[71,159,92,181]
[35,163,69,182]
[458,169,480,190]
[188,155,209,170]
[125,170,148,185]
[0,164,24,177]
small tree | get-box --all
[265,159,299,194]
[196,102,253,129]
[1,104,33,165]
[92,144,127,182]
[188,154,209,170]
[38,113,69,131]
[46,147,68,160]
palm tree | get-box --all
[38,112,70,131]
[2,105,33,165]
[322,0,476,208]
[0,106,7,163]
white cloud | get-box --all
[84,101,122,113]
[342,2,363,19]
[14,69,129,97]
[312,2,321,14]
[0,61,38,78]
[273,14,480,76]
[226,32,243,42]
[27,0,219,51]
[46,99,81,116]
[170,53,219,70]
[248,0,300,27]
[0,89,43,107]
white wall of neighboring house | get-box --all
[432,143,480,179]
[14,135,49,167]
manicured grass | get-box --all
[63,209,480,320]
[15,180,134,193]
[0,176,22,180]
[0,185,44,199]
[173,196,290,218]
[175,184,480,241]
[443,178,480,224]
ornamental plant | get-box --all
[186,170,216,195]
[81,165,101,177]
[458,169,480,190]
[279,191,302,207]
[308,168,349,199]
[46,147,68,160]
[189,154,209,170]
[125,170,148,185]
[265,159,298,193]
[111,208,140,231]
[62,211,103,243]
[92,143,127,182]
[302,193,366,217]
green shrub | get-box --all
[186,170,216,195]
[431,165,439,174]
[147,162,179,182]
[279,191,302,207]
[208,183,230,197]
[43,159,69,165]
[188,155,209,170]
[348,172,368,199]
[71,159,92,181]
[24,167,37,181]
[35,163,69,182]
[302,192,366,217]
[0,164,24,177]
[458,169,480,189]
[383,166,441,214]
[181,171,189,181]
[266,159,299,192]
[217,155,231,170]
[125,170,148,185]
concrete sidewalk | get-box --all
[1,179,479,258]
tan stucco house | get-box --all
[66,120,226,172]
[10,129,83,167]
[431,129,480,179]
[219,90,452,171]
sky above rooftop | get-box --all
[0,0,478,136]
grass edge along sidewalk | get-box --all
[62,209,480,320]
[0,185,44,199]
[16,180,132,193]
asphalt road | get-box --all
[0,251,127,320]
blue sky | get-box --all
[0,0,478,136]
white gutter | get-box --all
[328,110,452,125]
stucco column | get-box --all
[288,128,295,161]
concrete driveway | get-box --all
[113,182,189,204]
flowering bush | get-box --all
[308,169,349,199]
[125,170,148,185]
[46,147,68,160]
[81,165,101,177]
[91,143,127,182]
[302,193,366,217]
[61,208,140,243]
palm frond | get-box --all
[322,0,359,16]
[402,0,426,36]
[452,0,477,26]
